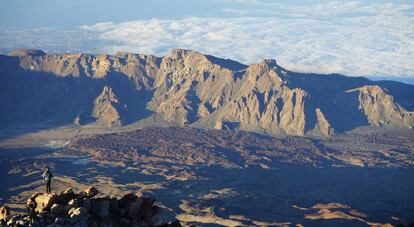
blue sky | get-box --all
[1,0,413,29]
[1,0,413,80]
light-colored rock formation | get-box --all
[92,86,123,127]
[32,193,58,213]
[0,205,10,220]
[347,85,414,127]
[2,48,413,135]
[8,49,46,57]
[192,59,315,135]
[81,186,99,198]
[14,50,159,85]
[311,108,334,136]
[148,49,239,125]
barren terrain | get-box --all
[1,126,413,226]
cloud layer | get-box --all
[1,1,413,78]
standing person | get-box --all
[41,167,53,194]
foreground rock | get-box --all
[0,205,10,220]
[0,186,181,227]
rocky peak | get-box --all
[115,51,137,58]
[246,59,279,75]
[354,85,392,98]
[9,50,159,81]
[261,59,278,67]
[346,85,413,127]
[92,85,123,127]
[168,48,196,59]
[163,48,244,73]
[243,59,283,90]
[8,49,47,57]
[115,51,159,66]
[162,49,211,70]
[95,85,119,104]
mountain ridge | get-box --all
[1,48,413,136]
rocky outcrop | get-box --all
[30,192,58,213]
[311,108,334,136]
[92,85,123,127]
[13,50,159,83]
[0,205,10,221]
[347,85,414,127]
[1,48,413,135]
[8,49,47,57]
[193,60,319,135]
[148,49,239,125]
[0,187,181,227]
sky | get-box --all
[0,0,413,81]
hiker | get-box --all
[26,197,36,224]
[41,167,53,194]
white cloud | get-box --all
[79,22,114,32]
[221,8,250,15]
[1,1,413,78]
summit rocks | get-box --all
[0,187,181,227]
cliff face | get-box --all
[1,48,413,135]
[148,49,239,125]
[194,60,310,135]
[15,50,159,87]
[347,85,414,127]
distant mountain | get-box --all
[1,48,413,136]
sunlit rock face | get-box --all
[1,48,413,135]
